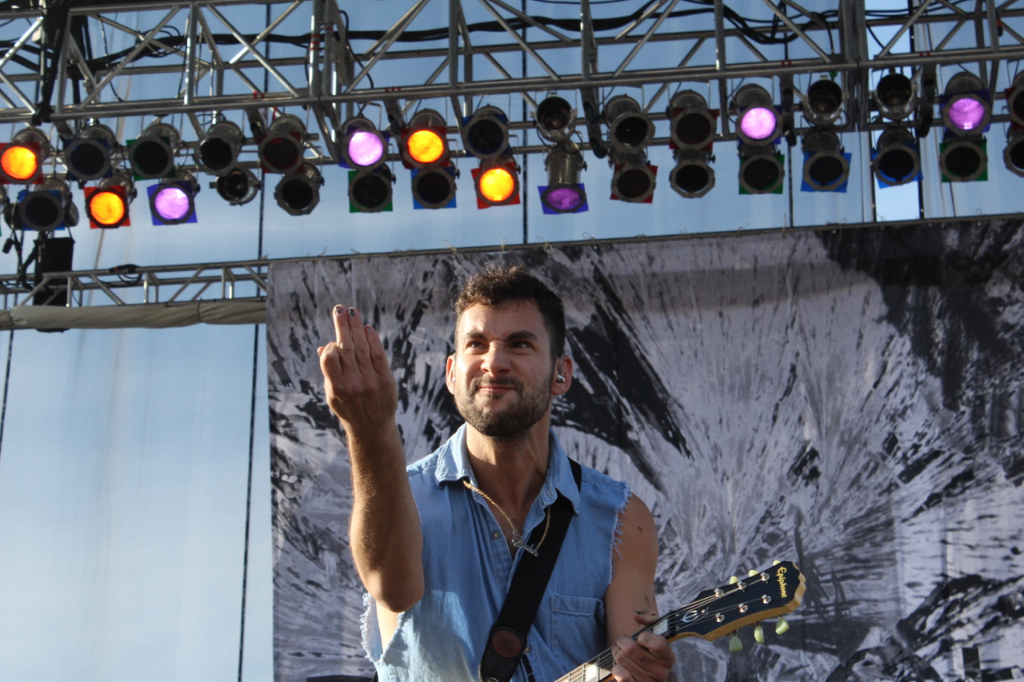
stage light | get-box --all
[1007,72,1024,127]
[402,109,449,168]
[275,163,323,216]
[803,79,844,127]
[1,127,50,184]
[604,95,654,154]
[148,170,199,225]
[128,122,180,180]
[939,136,987,182]
[259,114,306,174]
[534,96,576,143]
[196,120,245,176]
[733,84,782,146]
[668,90,716,150]
[473,160,520,208]
[1004,127,1024,177]
[801,130,850,191]
[941,72,990,135]
[17,176,79,231]
[872,128,920,187]
[30,233,75,306]
[539,140,587,214]
[670,149,715,198]
[875,72,917,121]
[610,151,656,203]
[214,166,261,206]
[411,167,457,209]
[85,170,135,228]
[738,146,785,194]
[462,106,510,161]
[65,123,119,181]
[339,117,387,171]
[349,166,394,213]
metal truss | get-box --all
[4,209,1024,325]
[0,259,267,310]
[2,0,1024,161]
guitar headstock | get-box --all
[648,561,805,643]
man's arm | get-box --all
[605,495,676,682]
[318,304,424,613]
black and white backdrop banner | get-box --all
[268,220,1024,682]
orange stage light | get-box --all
[478,166,515,203]
[1,145,39,182]
[407,129,445,165]
[87,189,128,227]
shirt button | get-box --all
[492,531,501,540]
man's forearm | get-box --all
[347,424,424,613]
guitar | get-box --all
[552,561,806,682]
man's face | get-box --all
[446,301,558,440]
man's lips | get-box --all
[471,379,521,395]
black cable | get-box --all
[236,322,259,682]
[8,0,964,78]
[338,10,373,91]
[0,329,14,474]
[237,9,270,682]
[867,23,887,50]
[530,0,637,3]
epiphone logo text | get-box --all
[777,567,788,598]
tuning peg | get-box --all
[775,617,790,635]
[754,624,765,644]
[729,634,743,652]
[729,576,739,584]
[748,570,760,577]
[773,559,781,566]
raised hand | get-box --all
[317,305,423,614]
[317,305,398,435]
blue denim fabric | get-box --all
[362,425,630,682]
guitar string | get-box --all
[557,578,784,682]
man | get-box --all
[318,265,675,682]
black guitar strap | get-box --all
[478,458,583,682]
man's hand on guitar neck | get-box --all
[610,613,675,682]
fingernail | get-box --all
[348,307,356,317]
[334,305,344,316]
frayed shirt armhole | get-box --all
[361,592,382,662]
[609,486,632,581]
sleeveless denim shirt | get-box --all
[362,425,630,682]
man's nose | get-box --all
[481,344,511,374]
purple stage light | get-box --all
[546,186,583,212]
[154,185,192,222]
[946,97,986,131]
[347,131,384,167]
[739,107,778,141]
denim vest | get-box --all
[362,425,630,682]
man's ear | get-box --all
[445,354,456,395]
[551,356,573,396]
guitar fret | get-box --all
[554,563,804,682]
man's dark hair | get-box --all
[453,265,566,360]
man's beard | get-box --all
[454,374,552,440]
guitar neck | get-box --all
[551,561,805,682]
[548,616,666,682]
